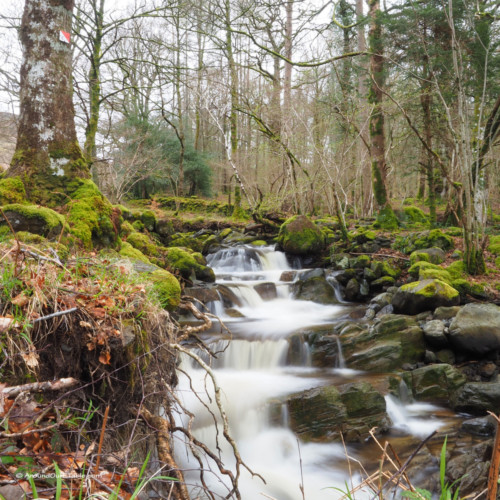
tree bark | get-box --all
[8,0,89,202]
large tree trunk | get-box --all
[8,0,89,203]
[367,0,397,228]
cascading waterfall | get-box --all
[176,244,447,499]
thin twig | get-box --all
[33,307,78,323]
[1,377,79,396]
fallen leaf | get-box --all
[11,293,29,307]
[21,351,39,368]
[79,321,93,329]
[99,351,111,365]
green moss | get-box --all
[132,220,144,232]
[401,279,459,300]
[350,255,371,269]
[277,215,325,255]
[165,246,215,282]
[372,276,396,287]
[126,232,158,256]
[120,221,134,238]
[446,260,465,280]
[119,241,152,264]
[401,206,428,226]
[427,229,454,251]
[149,269,181,311]
[169,233,203,253]
[66,196,115,249]
[408,261,441,278]
[495,256,500,269]
[410,251,430,266]
[115,204,133,220]
[419,267,452,284]
[445,227,462,237]
[220,228,232,239]
[140,210,157,232]
[0,177,26,205]
[374,205,399,230]
[371,260,399,278]
[488,235,500,255]
[1,204,66,238]
[68,178,102,199]
[393,229,454,254]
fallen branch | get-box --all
[20,246,66,270]
[1,377,78,397]
[33,308,78,323]
[178,300,212,340]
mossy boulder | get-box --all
[373,205,399,230]
[119,241,151,264]
[393,229,454,254]
[166,247,215,282]
[139,210,157,232]
[65,179,118,249]
[119,221,134,238]
[0,177,26,205]
[1,204,65,239]
[169,233,204,253]
[277,215,325,255]
[418,267,453,284]
[410,247,446,266]
[126,232,158,256]
[402,364,466,404]
[448,303,500,356]
[398,206,429,226]
[340,315,426,371]
[371,260,399,279]
[149,269,181,311]
[287,382,388,442]
[488,235,500,255]
[392,279,460,315]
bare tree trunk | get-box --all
[8,0,89,202]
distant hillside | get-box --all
[0,112,17,171]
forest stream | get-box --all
[175,245,470,500]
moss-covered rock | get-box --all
[371,260,399,279]
[393,229,454,254]
[119,241,152,264]
[65,179,118,249]
[373,205,399,230]
[119,221,134,238]
[140,210,157,232]
[0,177,26,205]
[277,215,325,255]
[398,206,429,226]
[419,267,453,284]
[410,247,446,266]
[126,232,159,256]
[488,235,500,255]
[149,269,181,311]
[1,204,65,238]
[166,247,215,282]
[293,275,338,304]
[169,233,204,253]
[392,279,460,315]
[402,364,466,404]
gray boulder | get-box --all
[448,303,500,355]
[422,319,448,348]
[452,382,500,414]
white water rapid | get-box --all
[175,245,446,499]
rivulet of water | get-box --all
[175,245,448,499]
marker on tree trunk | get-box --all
[59,30,70,44]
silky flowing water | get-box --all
[175,245,456,499]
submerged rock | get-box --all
[293,275,338,304]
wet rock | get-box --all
[371,276,396,290]
[225,308,244,318]
[341,315,425,372]
[344,278,360,301]
[377,304,394,316]
[334,269,357,285]
[424,350,437,363]
[279,270,297,282]
[422,320,448,348]
[480,362,497,379]
[293,276,338,304]
[402,364,466,403]
[217,285,242,307]
[287,382,389,442]
[452,382,500,414]
[461,415,497,437]
[448,303,500,356]
[184,286,220,304]
[392,279,460,315]
[254,282,277,300]
[370,292,392,311]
